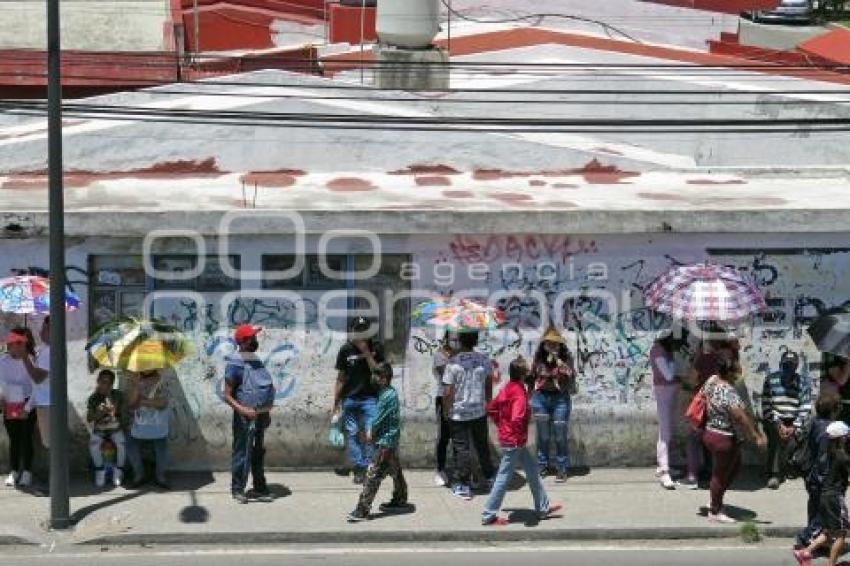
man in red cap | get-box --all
[224,324,276,504]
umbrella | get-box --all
[86,318,194,373]
[807,310,850,358]
[644,262,766,321]
[0,275,80,316]
[416,298,506,331]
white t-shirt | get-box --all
[442,351,492,422]
[0,354,34,405]
[31,346,50,407]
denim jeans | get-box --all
[451,416,495,487]
[531,391,571,473]
[343,396,377,470]
[231,412,270,494]
[482,446,550,522]
[126,435,168,483]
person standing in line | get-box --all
[762,351,812,490]
[0,329,36,488]
[796,392,841,551]
[432,331,457,488]
[347,362,409,522]
[442,330,496,501]
[333,317,385,485]
[794,421,850,566]
[126,369,170,490]
[86,369,127,488]
[820,357,850,424]
[529,327,576,483]
[224,325,275,504]
[482,356,562,526]
[650,330,687,490]
[702,354,767,523]
[26,317,50,453]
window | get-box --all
[262,254,412,363]
[152,255,241,292]
[89,255,147,331]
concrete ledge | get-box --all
[77,526,801,546]
[4,208,850,237]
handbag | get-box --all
[685,383,708,431]
[131,380,169,440]
[2,385,28,421]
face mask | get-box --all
[244,338,259,353]
[781,362,797,374]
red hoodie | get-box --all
[487,380,530,448]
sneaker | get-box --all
[660,473,676,490]
[94,469,106,488]
[539,467,550,479]
[5,472,18,487]
[678,478,699,490]
[352,469,366,485]
[540,503,563,519]
[767,477,781,490]
[18,471,32,488]
[451,484,472,501]
[232,491,249,504]
[793,548,813,566]
[347,510,368,523]
[113,468,123,488]
[555,470,568,483]
[708,512,736,524]
[378,500,410,513]
[247,489,273,503]
[482,515,510,526]
[434,471,448,487]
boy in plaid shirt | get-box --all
[347,362,409,522]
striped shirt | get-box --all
[371,386,401,449]
[761,370,812,429]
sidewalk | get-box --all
[0,468,806,547]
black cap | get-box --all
[350,316,371,332]
[781,350,800,365]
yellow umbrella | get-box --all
[87,318,193,372]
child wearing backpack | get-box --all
[795,420,850,566]
[224,325,276,504]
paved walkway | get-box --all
[0,468,806,546]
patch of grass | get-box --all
[739,521,763,544]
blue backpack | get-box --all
[228,355,276,410]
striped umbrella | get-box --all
[807,310,850,359]
[86,318,194,373]
[644,263,766,322]
[0,275,80,316]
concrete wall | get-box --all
[0,0,171,51]
[0,231,847,472]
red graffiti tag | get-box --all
[448,235,597,264]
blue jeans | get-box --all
[126,436,168,483]
[343,396,377,470]
[482,446,550,521]
[531,391,571,473]
[231,412,270,494]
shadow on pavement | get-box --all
[69,490,147,526]
[369,504,417,521]
[179,491,210,524]
[268,484,292,499]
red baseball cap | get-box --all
[233,324,262,344]
[4,331,27,345]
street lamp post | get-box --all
[47,0,71,530]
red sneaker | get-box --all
[486,517,510,527]
[541,503,563,519]
[793,548,812,566]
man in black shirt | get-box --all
[333,317,385,484]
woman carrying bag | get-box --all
[126,370,171,490]
[530,327,577,483]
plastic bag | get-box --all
[327,415,345,450]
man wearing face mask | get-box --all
[224,325,276,504]
[762,351,812,490]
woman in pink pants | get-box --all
[651,331,685,490]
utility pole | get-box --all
[47,0,71,530]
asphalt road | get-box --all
[0,542,819,566]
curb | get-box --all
[79,526,801,546]
[0,535,39,546]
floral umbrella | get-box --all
[86,318,194,373]
[0,275,80,316]
[644,262,766,322]
[416,298,506,331]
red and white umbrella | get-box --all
[644,263,766,322]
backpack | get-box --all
[229,356,276,410]
[787,420,818,481]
